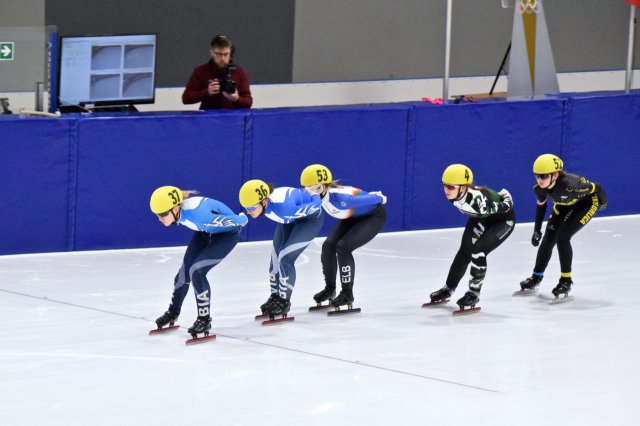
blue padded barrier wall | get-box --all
[1,92,639,255]
[560,92,640,217]
[0,116,75,254]
[246,105,410,242]
[73,111,248,250]
[409,99,566,230]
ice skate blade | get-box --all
[327,307,361,316]
[512,289,538,297]
[452,306,481,315]
[261,316,295,326]
[538,293,574,304]
[148,325,180,335]
[255,313,270,321]
[185,334,217,345]
[421,299,449,308]
[309,304,333,312]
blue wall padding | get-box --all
[246,105,410,241]
[409,99,566,230]
[0,117,74,254]
[1,92,639,255]
[73,112,247,250]
[560,93,640,216]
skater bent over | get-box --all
[429,164,516,310]
[239,179,324,318]
[150,186,247,337]
[519,154,607,297]
[300,164,387,310]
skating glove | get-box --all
[531,230,542,247]
[237,212,249,226]
[597,194,607,211]
[370,191,387,205]
[498,188,513,206]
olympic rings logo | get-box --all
[517,0,539,14]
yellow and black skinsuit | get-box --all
[531,173,607,278]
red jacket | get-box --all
[182,60,252,110]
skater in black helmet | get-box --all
[300,164,387,313]
[518,154,607,297]
[428,164,516,312]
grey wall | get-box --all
[0,0,47,91]
[30,0,640,87]
[293,0,638,82]
[45,0,296,86]
[0,0,44,26]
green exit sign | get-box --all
[0,42,15,60]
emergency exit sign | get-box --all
[0,42,15,60]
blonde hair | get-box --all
[182,189,199,200]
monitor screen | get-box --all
[58,34,157,108]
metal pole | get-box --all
[490,43,511,95]
[626,5,636,93]
[443,0,452,102]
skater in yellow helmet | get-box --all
[300,164,387,314]
[239,179,323,322]
[518,154,607,298]
[150,186,248,341]
[427,164,516,313]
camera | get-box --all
[220,64,237,94]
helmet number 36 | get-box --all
[255,184,269,202]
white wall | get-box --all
[2,70,637,114]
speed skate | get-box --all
[537,293,574,304]
[512,288,538,297]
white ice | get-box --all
[1,216,638,426]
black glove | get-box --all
[598,202,607,211]
[531,230,542,247]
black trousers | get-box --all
[534,195,600,275]
[321,204,387,292]
[446,212,515,292]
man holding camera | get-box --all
[182,35,253,110]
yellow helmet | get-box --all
[239,179,270,207]
[442,164,473,185]
[533,154,563,174]
[300,164,333,187]
[150,186,183,214]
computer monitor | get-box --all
[58,33,157,111]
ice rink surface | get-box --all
[1,215,638,426]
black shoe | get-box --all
[260,293,279,314]
[520,275,543,290]
[456,290,479,308]
[331,290,354,307]
[313,286,336,303]
[552,278,573,296]
[188,316,211,336]
[430,286,452,303]
[155,307,179,328]
[266,296,291,317]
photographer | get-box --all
[182,35,252,110]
